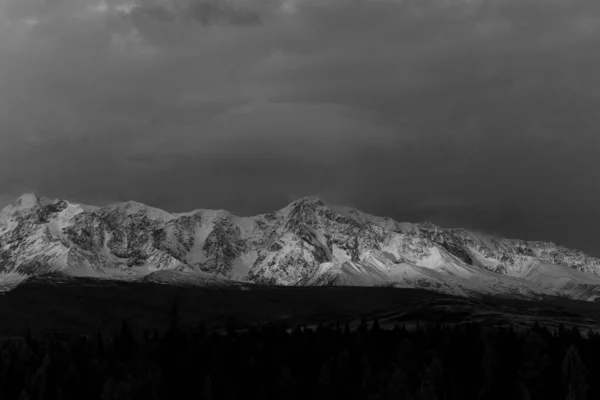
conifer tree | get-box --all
[563,345,587,400]
[18,390,30,400]
[101,377,116,400]
[96,330,104,353]
[316,363,332,400]
[371,318,381,333]
[478,329,499,400]
[519,331,550,399]
[518,381,531,400]
[203,374,213,400]
[279,365,296,400]
[386,367,414,400]
[418,356,443,400]
[169,296,181,332]
[358,317,368,336]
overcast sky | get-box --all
[1,0,600,254]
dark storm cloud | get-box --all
[1,0,600,255]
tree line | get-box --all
[0,304,597,400]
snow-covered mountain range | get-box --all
[2,193,600,301]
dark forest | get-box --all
[0,300,595,400]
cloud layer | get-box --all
[1,0,600,254]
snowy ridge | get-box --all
[1,193,600,301]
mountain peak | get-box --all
[282,196,329,217]
[17,193,40,208]
[108,200,177,222]
[14,193,55,209]
[289,196,326,207]
[107,200,153,212]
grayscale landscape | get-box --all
[1,0,600,398]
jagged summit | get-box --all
[290,195,327,205]
[280,195,328,213]
[106,200,177,222]
[2,193,82,213]
[2,193,600,301]
[13,193,55,210]
[16,193,40,208]
[5,193,327,219]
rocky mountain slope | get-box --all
[2,193,600,301]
